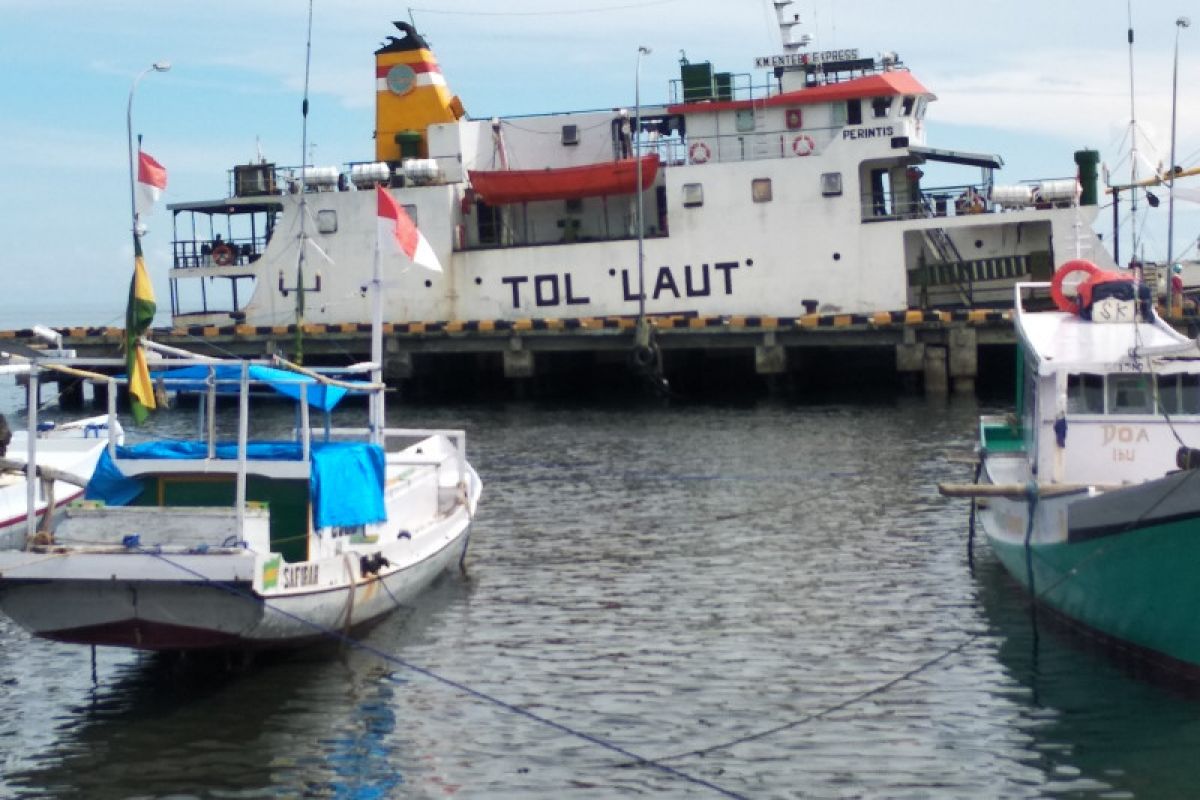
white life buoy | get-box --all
[792,135,815,157]
[689,141,711,164]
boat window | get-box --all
[1107,374,1154,414]
[1156,373,1200,414]
[901,96,915,116]
[735,109,756,132]
[821,172,843,197]
[682,183,704,208]
[831,103,848,127]
[751,178,772,203]
[914,98,927,120]
[872,97,893,118]
[316,209,337,234]
[1066,373,1104,413]
[847,99,862,126]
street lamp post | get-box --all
[635,45,651,322]
[126,61,171,237]
[1167,16,1190,286]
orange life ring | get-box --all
[1049,259,1101,314]
[689,141,711,164]
[792,135,815,157]
[212,244,235,266]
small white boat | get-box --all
[0,358,481,651]
[0,414,124,550]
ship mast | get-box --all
[294,0,314,363]
[1125,0,1140,263]
[772,1,811,52]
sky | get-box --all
[1,0,1197,327]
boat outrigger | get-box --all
[941,260,1200,672]
[166,3,1114,331]
[0,355,480,650]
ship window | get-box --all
[847,99,862,125]
[831,103,848,127]
[901,96,916,116]
[751,178,772,202]
[1108,374,1153,414]
[872,97,893,118]
[736,109,756,132]
[317,209,337,234]
[682,183,704,207]
[562,124,579,146]
[1156,373,1200,414]
[914,98,928,120]
[821,172,843,197]
[1067,373,1104,413]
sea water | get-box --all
[0,394,1197,797]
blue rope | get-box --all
[141,550,748,799]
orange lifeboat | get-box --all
[468,154,660,205]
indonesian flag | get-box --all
[136,150,168,217]
[377,186,441,272]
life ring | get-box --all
[1049,259,1101,314]
[792,135,815,157]
[212,244,236,266]
[689,141,711,164]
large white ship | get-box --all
[166,4,1114,331]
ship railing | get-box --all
[864,183,993,222]
[172,236,268,271]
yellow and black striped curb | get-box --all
[0,309,1011,342]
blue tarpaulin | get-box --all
[84,440,386,530]
[142,364,369,412]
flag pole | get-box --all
[370,215,385,447]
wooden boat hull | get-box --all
[981,474,1200,669]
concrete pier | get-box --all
[0,308,1014,400]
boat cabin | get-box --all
[988,278,1200,488]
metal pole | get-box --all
[25,370,38,544]
[635,46,651,320]
[126,63,170,237]
[1167,17,1190,274]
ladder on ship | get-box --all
[922,228,973,305]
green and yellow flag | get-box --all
[126,234,157,424]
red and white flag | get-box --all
[136,150,168,217]
[377,186,442,272]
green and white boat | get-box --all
[945,259,1200,671]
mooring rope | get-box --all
[139,549,749,800]
[616,634,980,768]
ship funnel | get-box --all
[374,22,465,164]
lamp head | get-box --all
[638,46,651,55]
[1178,17,1191,28]
[152,61,171,72]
